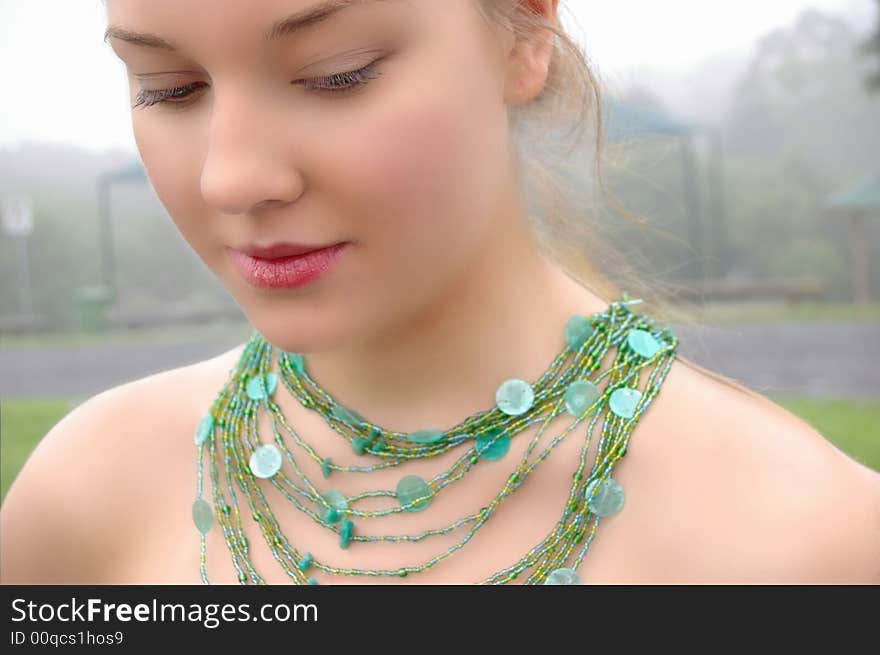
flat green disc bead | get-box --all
[249,443,282,478]
[406,429,444,444]
[585,477,625,517]
[320,490,348,523]
[194,414,214,446]
[564,314,594,349]
[627,329,661,358]
[564,379,601,417]
[496,378,535,416]
[609,387,641,419]
[192,499,213,535]
[246,372,277,400]
[396,474,432,512]
[475,427,510,461]
[544,568,582,585]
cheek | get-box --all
[133,117,215,257]
[361,108,464,203]
[334,90,503,255]
[358,94,500,215]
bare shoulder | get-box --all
[0,342,245,584]
[612,355,880,584]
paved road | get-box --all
[1,321,878,400]
[672,321,879,399]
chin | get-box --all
[246,312,352,355]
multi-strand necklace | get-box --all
[191,293,678,584]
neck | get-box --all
[271,206,610,434]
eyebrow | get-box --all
[103,0,392,50]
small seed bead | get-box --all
[192,293,678,584]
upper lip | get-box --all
[234,242,345,259]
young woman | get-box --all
[1,0,878,585]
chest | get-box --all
[114,400,654,585]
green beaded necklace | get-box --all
[191,293,678,585]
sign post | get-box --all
[1,196,35,316]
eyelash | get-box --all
[132,60,383,110]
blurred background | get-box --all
[1,0,878,501]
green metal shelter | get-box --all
[824,173,880,303]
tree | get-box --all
[723,9,880,189]
[861,0,880,91]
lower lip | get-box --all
[228,242,349,289]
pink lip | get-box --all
[227,242,349,289]
[238,242,338,259]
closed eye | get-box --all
[132,59,383,110]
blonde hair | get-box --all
[476,0,764,400]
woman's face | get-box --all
[106,0,521,353]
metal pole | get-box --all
[97,176,116,301]
[706,128,730,279]
[679,133,705,282]
[850,212,872,303]
[16,234,34,316]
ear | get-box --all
[503,0,560,106]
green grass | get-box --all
[1,395,877,505]
[768,394,880,472]
[1,397,83,503]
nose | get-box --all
[199,88,305,215]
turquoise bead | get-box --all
[194,414,214,446]
[627,329,661,358]
[354,426,382,453]
[320,490,348,523]
[297,552,313,571]
[249,443,282,478]
[285,352,306,375]
[585,477,625,517]
[339,519,354,549]
[396,475,432,512]
[321,457,332,479]
[351,437,371,454]
[544,568,582,585]
[192,498,213,535]
[496,378,535,416]
[609,387,641,419]
[406,429,445,444]
[245,372,277,400]
[307,577,319,585]
[564,314,594,349]
[475,427,510,461]
[330,404,365,428]
[564,380,601,417]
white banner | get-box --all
[1,196,34,237]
